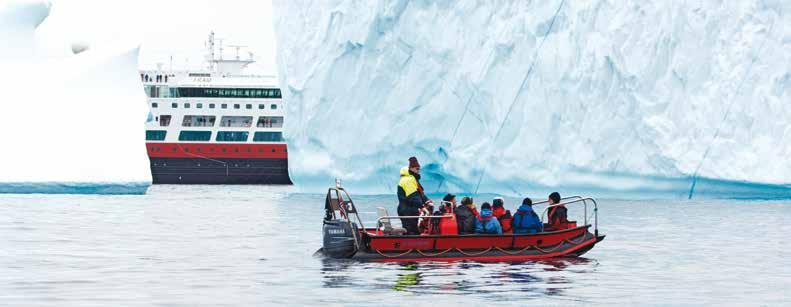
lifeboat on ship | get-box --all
[319,182,605,262]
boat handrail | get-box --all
[376,215,452,230]
[538,197,599,236]
[326,186,366,230]
[531,195,585,206]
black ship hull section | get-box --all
[150,158,292,184]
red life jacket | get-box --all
[548,205,568,223]
[492,207,506,218]
[500,216,513,233]
[439,213,458,235]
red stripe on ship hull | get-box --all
[146,142,288,159]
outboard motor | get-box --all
[322,219,358,258]
[321,182,362,258]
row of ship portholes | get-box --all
[148,147,286,154]
[151,162,255,168]
[151,102,278,110]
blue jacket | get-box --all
[512,204,544,234]
[475,209,503,234]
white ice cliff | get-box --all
[0,1,151,184]
[273,0,791,197]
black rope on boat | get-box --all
[415,248,454,257]
[374,249,414,258]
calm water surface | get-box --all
[1,185,789,306]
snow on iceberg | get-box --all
[0,1,151,186]
[273,0,791,197]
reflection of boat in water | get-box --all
[318,183,605,262]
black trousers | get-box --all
[400,217,419,235]
[398,206,420,235]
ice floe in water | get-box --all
[0,1,151,187]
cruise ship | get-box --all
[141,32,291,184]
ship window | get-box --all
[178,131,212,141]
[159,115,171,127]
[246,104,252,109]
[233,104,240,109]
[256,116,283,128]
[270,104,277,110]
[184,103,190,108]
[197,103,203,109]
[171,103,178,108]
[216,132,248,142]
[145,130,167,141]
[145,85,172,98]
[221,104,228,109]
[152,102,158,108]
[182,115,216,127]
[220,116,253,127]
[173,87,282,98]
[253,132,284,142]
[209,103,215,109]
[258,104,265,109]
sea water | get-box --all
[1,185,789,306]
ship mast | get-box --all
[204,31,254,75]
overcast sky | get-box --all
[38,0,278,73]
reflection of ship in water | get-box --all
[319,257,596,296]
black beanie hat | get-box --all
[522,197,533,206]
[492,198,504,208]
[442,193,456,202]
[481,202,491,210]
[549,192,561,204]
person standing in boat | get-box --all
[397,156,431,235]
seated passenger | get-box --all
[438,193,458,235]
[499,210,513,234]
[491,197,512,232]
[512,197,543,234]
[492,197,506,218]
[547,192,568,226]
[475,203,503,234]
[455,197,477,234]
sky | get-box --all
[37,0,278,73]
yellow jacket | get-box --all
[398,167,419,197]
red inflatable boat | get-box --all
[320,184,605,262]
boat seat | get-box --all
[377,207,407,236]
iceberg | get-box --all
[273,0,791,197]
[0,1,151,186]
